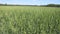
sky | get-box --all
[0,0,60,5]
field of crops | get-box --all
[0,6,60,34]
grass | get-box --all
[0,6,60,34]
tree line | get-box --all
[0,4,60,7]
[46,4,60,7]
[40,4,60,7]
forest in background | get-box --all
[0,4,60,7]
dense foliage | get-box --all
[0,6,60,34]
[46,4,60,7]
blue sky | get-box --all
[0,0,60,5]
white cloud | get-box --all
[33,0,36,1]
[33,0,40,1]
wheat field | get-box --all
[0,6,60,34]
